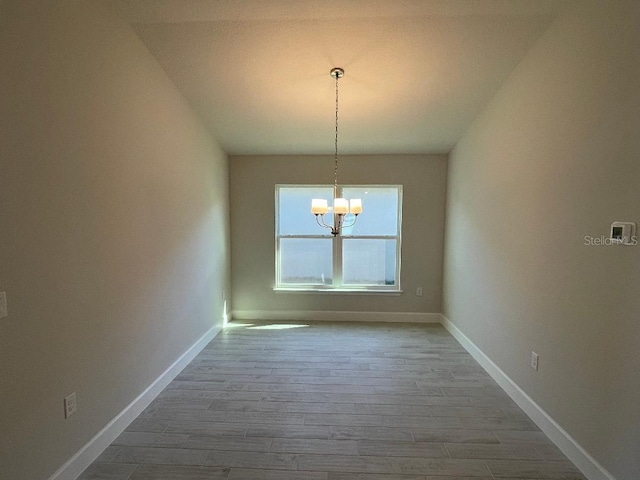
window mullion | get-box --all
[333,234,342,287]
[275,236,281,286]
[334,185,341,287]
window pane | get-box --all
[278,186,333,235]
[279,238,333,285]
[342,239,397,286]
[341,187,399,236]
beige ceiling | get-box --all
[104,0,566,155]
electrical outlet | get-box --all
[64,392,77,418]
[530,351,539,371]
[0,292,7,318]
[415,287,423,297]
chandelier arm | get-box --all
[341,214,359,229]
[315,214,333,230]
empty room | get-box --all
[1,1,638,480]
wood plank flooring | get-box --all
[79,321,586,480]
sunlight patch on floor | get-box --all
[246,324,309,330]
[224,322,254,328]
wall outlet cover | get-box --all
[64,392,77,418]
[530,351,539,371]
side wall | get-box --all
[0,2,230,479]
[443,1,639,479]
[230,155,447,318]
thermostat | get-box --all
[610,222,636,245]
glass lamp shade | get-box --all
[311,199,329,214]
[333,198,349,214]
[349,199,362,214]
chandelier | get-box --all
[311,67,362,236]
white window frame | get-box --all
[275,184,402,293]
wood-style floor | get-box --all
[79,321,586,480]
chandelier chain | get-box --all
[334,71,339,192]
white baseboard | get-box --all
[440,315,615,480]
[231,310,441,323]
[48,323,222,480]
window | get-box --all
[275,185,402,292]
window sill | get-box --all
[274,288,403,296]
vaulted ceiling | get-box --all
[104,0,566,155]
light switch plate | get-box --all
[0,292,7,318]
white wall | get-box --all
[0,2,230,479]
[443,1,640,479]
[230,155,447,318]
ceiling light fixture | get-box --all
[311,67,362,236]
